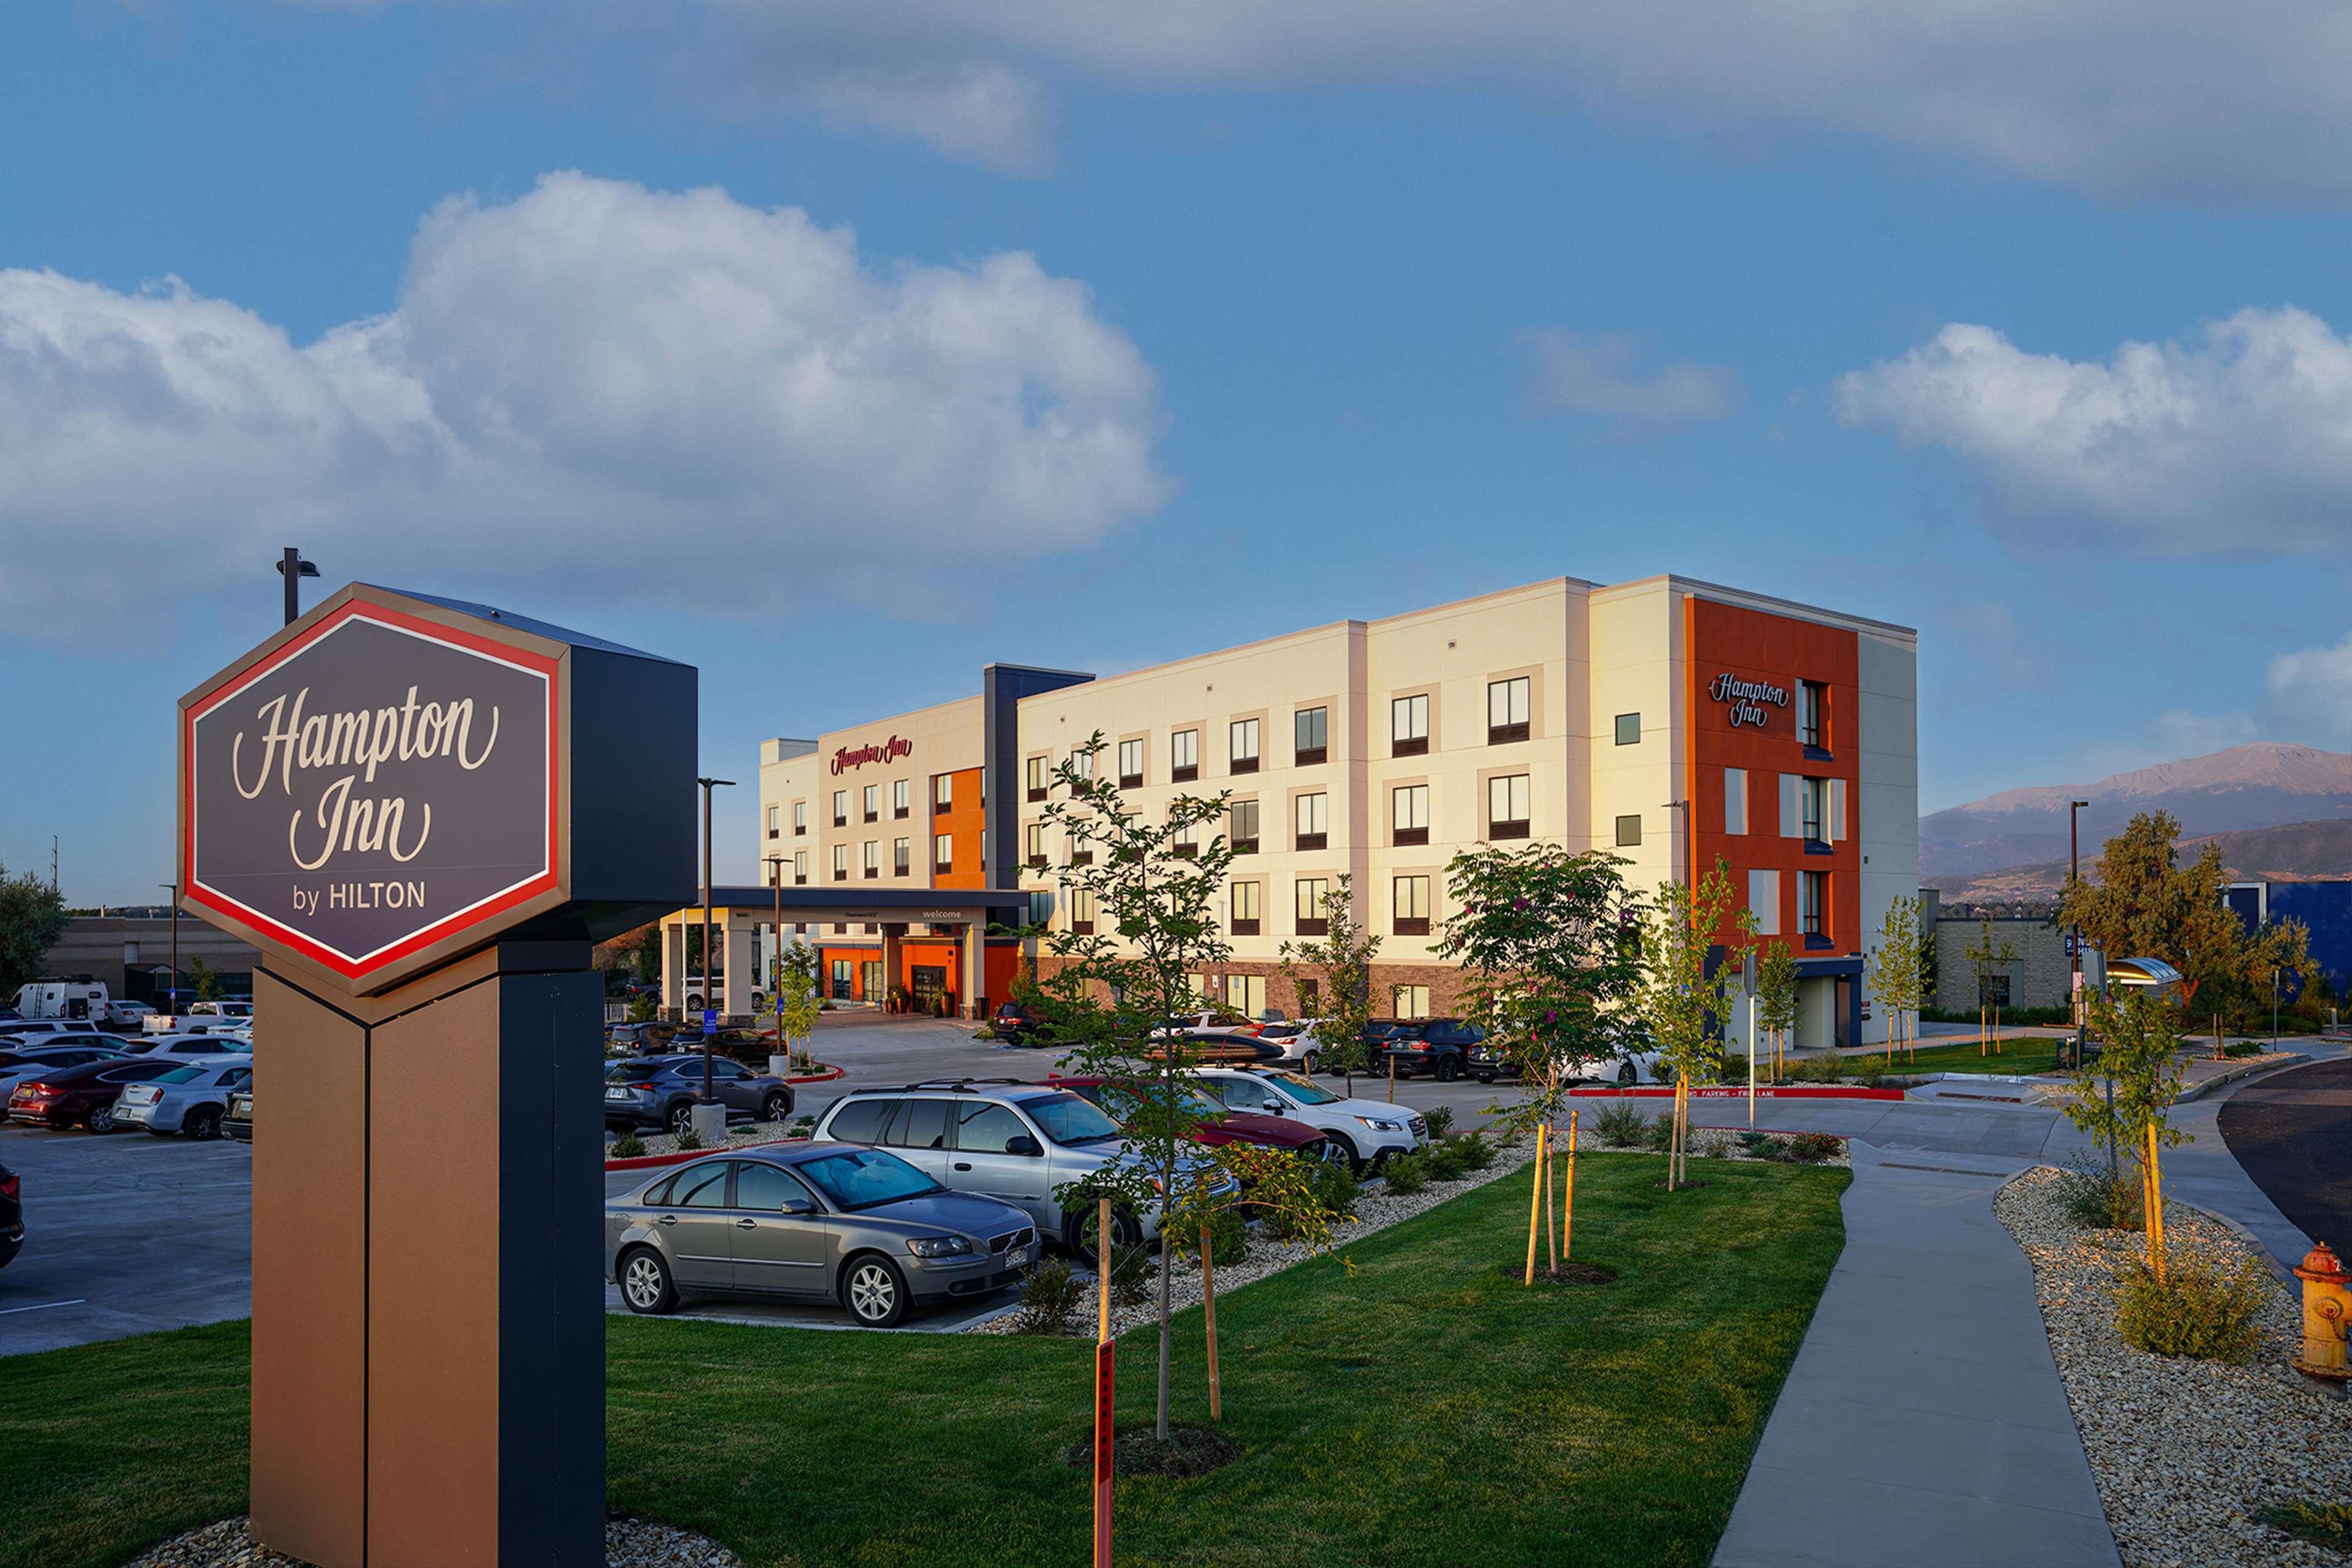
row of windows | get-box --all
[794,832,982,883]
[1189,974,1432,1021]
[1020,776,1534,868]
[772,775,969,840]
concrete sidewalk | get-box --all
[1713,1144,2122,1568]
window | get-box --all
[954,1101,1029,1155]
[765,804,780,839]
[1724,768,1747,835]
[1392,984,1431,1020]
[671,1163,733,1208]
[893,837,911,876]
[1118,737,1144,788]
[892,778,911,818]
[1294,791,1328,851]
[1065,831,1091,868]
[1487,677,1530,744]
[883,1098,951,1152]
[1801,776,1826,843]
[831,843,848,881]
[793,850,808,884]
[1229,717,1261,774]
[1170,728,1199,783]
[1229,798,1259,854]
[935,773,954,809]
[1487,774,1531,839]
[1614,712,1641,747]
[862,840,879,879]
[1027,889,1055,925]
[1174,817,1199,858]
[1801,871,1827,938]
[1615,813,1642,848]
[1748,870,1779,935]
[734,1163,813,1212]
[793,799,807,835]
[1978,973,2012,1009]
[1070,886,1097,935]
[1391,694,1429,757]
[1230,879,1261,936]
[862,783,880,822]
[1294,706,1328,766]
[1294,877,1330,936]
[824,1097,891,1144]
[1394,875,1430,937]
[1387,783,1430,846]
[1026,755,1047,802]
[1799,680,1827,750]
[1024,821,1047,869]
[1227,974,1266,1020]
[935,834,954,873]
[832,790,848,827]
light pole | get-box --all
[276,548,319,626]
[764,853,788,1047]
[2069,798,2090,1067]
[696,776,735,1107]
[159,882,179,1016]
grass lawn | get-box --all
[1887,1037,2067,1076]
[0,1154,1847,1568]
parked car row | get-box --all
[604,1063,1430,1330]
[604,1055,796,1134]
[0,1038,253,1138]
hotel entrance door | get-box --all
[911,965,949,1013]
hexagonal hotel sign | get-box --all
[179,588,564,995]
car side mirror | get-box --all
[1006,1134,1042,1158]
[780,1197,818,1216]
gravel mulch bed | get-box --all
[1996,1167,2352,1568]
[124,1513,742,1567]
[606,1124,810,1162]
[973,1127,1847,1340]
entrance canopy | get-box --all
[657,886,1029,1020]
[2105,956,2184,992]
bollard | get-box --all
[2292,1242,2351,1385]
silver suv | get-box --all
[811,1078,1239,1257]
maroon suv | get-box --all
[8,1058,179,1133]
[1047,1075,1338,1162]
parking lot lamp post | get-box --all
[696,777,736,1106]
[2069,799,2090,1067]
[159,881,178,1016]
[764,853,788,1044]
[274,547,319,626]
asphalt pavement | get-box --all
[2218,1055,2352,1255]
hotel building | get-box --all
[752,574,1916,1049]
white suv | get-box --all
[1190,1067,1425,1170]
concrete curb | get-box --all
[604,1134,808,1172]
[2174,1052,2309,1103]
[1566,1085,1904,1102]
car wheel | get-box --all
[1063,1208,1142,1269]
[843,1253,910,1327]
[1302,1050,1319,1074]
[87,1103,118,1134]
[619,1248,677,1315]
[185,1106,224,1141]
[1473,1071,1495,1084]
[1329,1131,1366,1173]
[1434,1054,1461,1084]
[759,1092,791,1123]
[666,1101,696,1136]
[1617,1060,1638,1087]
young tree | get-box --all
[1277,872,1382,1094]
[1432,845,1645,1276]
[1755,937,1800,1082]
[188,954,221,1003]
[1962,917,2020,1055]
[2064,987,2189,1280]
[0,862,69,998]
[1866,895,1924,1064]
[1634,857,1741,1191]
[771,939,821,1071]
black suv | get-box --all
[604,1055,794,1135]
[992,1000,1048,1047]
[1384,1019,1487,1082]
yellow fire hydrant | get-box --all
[2291,1242,2350,1384]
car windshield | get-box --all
[155,1066,203,1085]
[796,1149,942,1211]
[1020,1091,1124,1145]
[1100,1084,1226,1123]
[1262,1071,1340,1105]
[607,1062,665,1081]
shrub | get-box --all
[1782,1133,1841,1163]
[2258,1500,2352,1553]
[1593,1099,1647,1148]
[2052,1152,2143,1230]
[2222,1039,2265,1058]
[1180,1207,1251,1265]
[2113,1255,2269,1363]
[1801,1054,1844,1084]
[1381,1150,1430,1194]
[608,1133,645,1159]
[1011,1257,1087,1335]
[1853,1056,1886,1087]
[1106,1240,1153,1310]
[971,1025,998,1042]
[1449,1131,1495,1172]
[1643,1110,1676,1152]
[1421,1105,1456,1140]
[1423,1139,1470,1182]
[673,1126,703,1152]
[1303,1156,1362,1224]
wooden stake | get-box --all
[1200,1225,1221,1422]
[1523,1122,1548,1284]
[1387,1055,1395,1103]
[2145,1123,2167,1283]
[1562,1111,1578,1262]
[1544,1131,1558,1272]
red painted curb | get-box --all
[605,1135,809,1173]
[1566,1085,1905,1102]
[783,1066,845,1084]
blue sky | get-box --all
[10,1,2352,902]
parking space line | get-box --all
[0,1298,87,1315]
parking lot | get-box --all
[0,1014,1529,1352]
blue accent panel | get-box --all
[1803,744,1834,763]
[2224,885,2264,933]
[982,663,1093,892]
[1804,933,1834,951]
[1804,839,1834,856]
[2259,881,2352,1001]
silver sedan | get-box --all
[606,1145,1038,1328]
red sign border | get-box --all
[180,598,564,985]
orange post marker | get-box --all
[1562,1110,1578,1262]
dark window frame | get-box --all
[1613,712,1641,747]
[1614,813,1642,848]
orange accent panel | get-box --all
[933,766,988,889]
[1685,596,1860,953]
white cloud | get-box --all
[0,172,1169,635]
[1836,309,2352,555]
[1521,330,1737,429]
[671,0,2352,197]
[801,64,1054,174]
[2268,634,2352,734]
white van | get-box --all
[13,979,110,1022]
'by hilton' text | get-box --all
[230,685,500,870]
[1708,673,1789,729]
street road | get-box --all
[2218,1057,2352,1254]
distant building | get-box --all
[2226,881,2352,1001]
[37,915,259,1005]
[1918,889,2068,1012]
